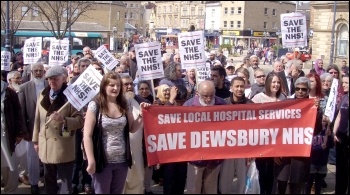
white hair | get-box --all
[7,71,20,83]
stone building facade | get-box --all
[310,1,349,65]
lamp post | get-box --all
[276,29,281,46]
[113,27,117,52]
[5,1,11,53]
[263,31,270,47]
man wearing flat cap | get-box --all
[32,65,84,194]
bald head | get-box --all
[198,80,215,94]
[120,55,130,66]
[198,80,215,105]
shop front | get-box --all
[155,28,181,41]
[204,30,220,49]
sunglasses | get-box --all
[295,87,308,92]
[256,75,266,78]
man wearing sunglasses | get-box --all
[275,76,322,194]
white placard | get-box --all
[135,41,164,80]
[1,51,11,71]
[178,31,206,69]
[23,37,42,64]
[197,63,211,83]
[280,12,307,48]
[94,45,119,71]
[49,39,69,66]
[63,65,103,111]
[324,78,338,122]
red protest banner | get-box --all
[142,99,317,166]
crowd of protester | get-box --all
[1,41,348,195]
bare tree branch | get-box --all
[0,1,34,45]
[27,1,96,40]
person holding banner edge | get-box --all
[218,76,254,194]
[83,72,150,194]
[184,80,226,194]
[32,66,84,194]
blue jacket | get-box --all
[183,95,226,168]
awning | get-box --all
[204,31,220,37]
[125,23,137,30]
[3,30,103,38]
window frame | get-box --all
[22,6,28,16]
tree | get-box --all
[1,1,34,47]
[24,1,96,40]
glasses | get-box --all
[329,71,338,74]
[80,64,89,68]
[295,87,308,92]
[123,82,133,86]
[256,75,266,78]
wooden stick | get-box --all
[151,79,156,99]
[45,101,70,125]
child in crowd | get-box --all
[305,115,334,194]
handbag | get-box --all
[82,103,108,173]
[244,160,260,194]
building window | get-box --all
[175,5,178,12]
[117,11,120,20]
[199,7,203,15]
[164,6,166,13]
[158,7,161,14]
[183,7,187,16]
[238,7,241,14]
[211,21,215,29]
[212,9,215,17]
[125,12,128,19]
[337,24,348,56]
[130,12,133,19]
[73,9,79,17]
[264,8,268,15]
[191,7,195,15]
[136,4,138,8]
[224,21,227,28]
[272,22,276,29]
[169,5,172,13]
[230,21,234,28]
[130,4,133,8]
[272,9,276,16]
[163,17,166,25]
[169,16,172,26]
[237,21,241,28]
[174,16,178,24]
[263,22,267,29]
[231,7,234,15]
[224,7,228,14]
[62,8,67,17]
[32,7,38,17]
[135,13,138,20]
[22,6,28,16]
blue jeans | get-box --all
[92,162,128,194]
[328,147,336,164]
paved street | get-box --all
[0,164,336,194]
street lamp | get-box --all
[276,29,281,45]
[263,31,270,47]
[113,27,117,52]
